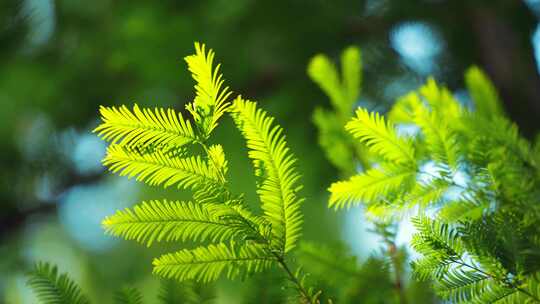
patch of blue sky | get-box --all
[525,0,540,17]
[396,124,420,138]
[390,22,444,76]
[58,127,107,175]
[383,75,423,102]
[71,133,107,175]
[343,205,385,260]
[17,113,54,161]
[23,0,55,50]
[532,24,540,74]
[10,222,87,304]
[58,177,139,252]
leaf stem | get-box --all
[273,252,315,304]
[386,242,407,304]
[516,287,540,302]
[197,140,227,184]
[449,258,540,303]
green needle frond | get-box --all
[414,105,460,170]
[312,107,357,173]
[207,144,228,176]
[26,262,89,304]
[94,104,196,148]
[114,287,143,304]
[436,268,491,303]
[524,274,540,303]
[308,53,345,114]
[408,217,516,303]
[341,46,362,107]
[328,165,416,209]
[309,46,367,174]
[102,200,257,246]
[368,179,450,220]
[323,60,540,304]
[191,181,229,205]
[465,66,503,118]
[438,198,487,223]
[231,97,304,254]
[388,92,423,124]
[418,78,462,122]
[308,46,361,116]
[296,242,360,281]
[103,144,220,190]
[471,285,519,303]
[158,280,214,304]
[153,242,275,283]
[346,107,416,165]
[411,216,465,259]
[185,42,232,136]
[403,179,449,209]
[433,268,520,304]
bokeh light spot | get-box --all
[58,178,138,252]
[390,22,443,75]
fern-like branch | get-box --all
[403,179,449,209]
[328,165,416,209]
[114,287,143,304]
[185,42,232,136]
[414,106,460,170]
[346,107,416,165]
[102,200,259,246]
[26,262,89,304]
[231,97,304,254]
[103,144,220,189]
[158,280,213,304]
[438,198,487,223]
[94,104,196,148]
[307,54,345,114]
[465,66,503,118]
[411,216,465,260]
[341,46,362,108]
[153,242,275,283]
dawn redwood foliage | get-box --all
[311,47,540,303]
[26,44,540,304]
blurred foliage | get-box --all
[2,0,540,303]
[326,50,540,302]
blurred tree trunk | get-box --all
[470,1,540,137]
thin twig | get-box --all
[385,240,407,304]
[450,258,540,303]
[273,253,314,304]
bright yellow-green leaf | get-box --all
[465,66,503,118]
[346,107,416,165]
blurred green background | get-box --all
[1,0,540,303]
